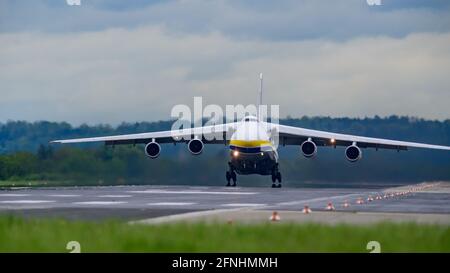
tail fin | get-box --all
[258,73,263,121]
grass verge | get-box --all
[0,215,449,252]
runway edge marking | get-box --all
[130,208,245,225]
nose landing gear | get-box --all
[226,163,237,187]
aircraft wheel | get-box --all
[226,171,231,186]
[271,183,277,188]
[231,172,237,186]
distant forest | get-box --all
[1,116,449,187]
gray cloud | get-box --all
[1,1,449,124]
[1,27,449,124]
[1,0,450,41]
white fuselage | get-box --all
[228,117,278,175]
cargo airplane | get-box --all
[52,74,450,188]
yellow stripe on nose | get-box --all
[229,139,272,147]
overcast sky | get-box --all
[1,0,450,125]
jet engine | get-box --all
[145,142,161,158]
[188,139,204,155]
[345,144,362,162]
[301,139,317,158]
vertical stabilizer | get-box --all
[258,73,263,121]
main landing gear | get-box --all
[226,163,237,187]
[225,163,282,188]
[271,164,282,188]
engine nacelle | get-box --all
[145,142,161,158]
[188,139,204,155]
[345,145,362,162]
[301,139,317,158]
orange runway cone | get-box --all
[302,205,312,214]
[342,200,350,208]
[269,211,280,221]
[325,202,335,211]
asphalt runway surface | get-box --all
[0,182,449,223]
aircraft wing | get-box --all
[274,124,450,151]
[51,123,237,145]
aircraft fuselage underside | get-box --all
[229,149,278,175]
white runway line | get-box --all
[73,201,127,205]
[147,202,197,206]
[49,194,81,197]
[132,208,243,225]
[276,193,363,206]
[128,190,257,195]
[0,194,31,197]
[97,195,132,198]
[0,200,55,204]
[221,203,267,207]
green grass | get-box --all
[0,180,106,188]
[0,180,62,187]
[0,215,449,252]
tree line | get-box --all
[0,116,449,187]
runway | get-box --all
[0,182,449,223]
